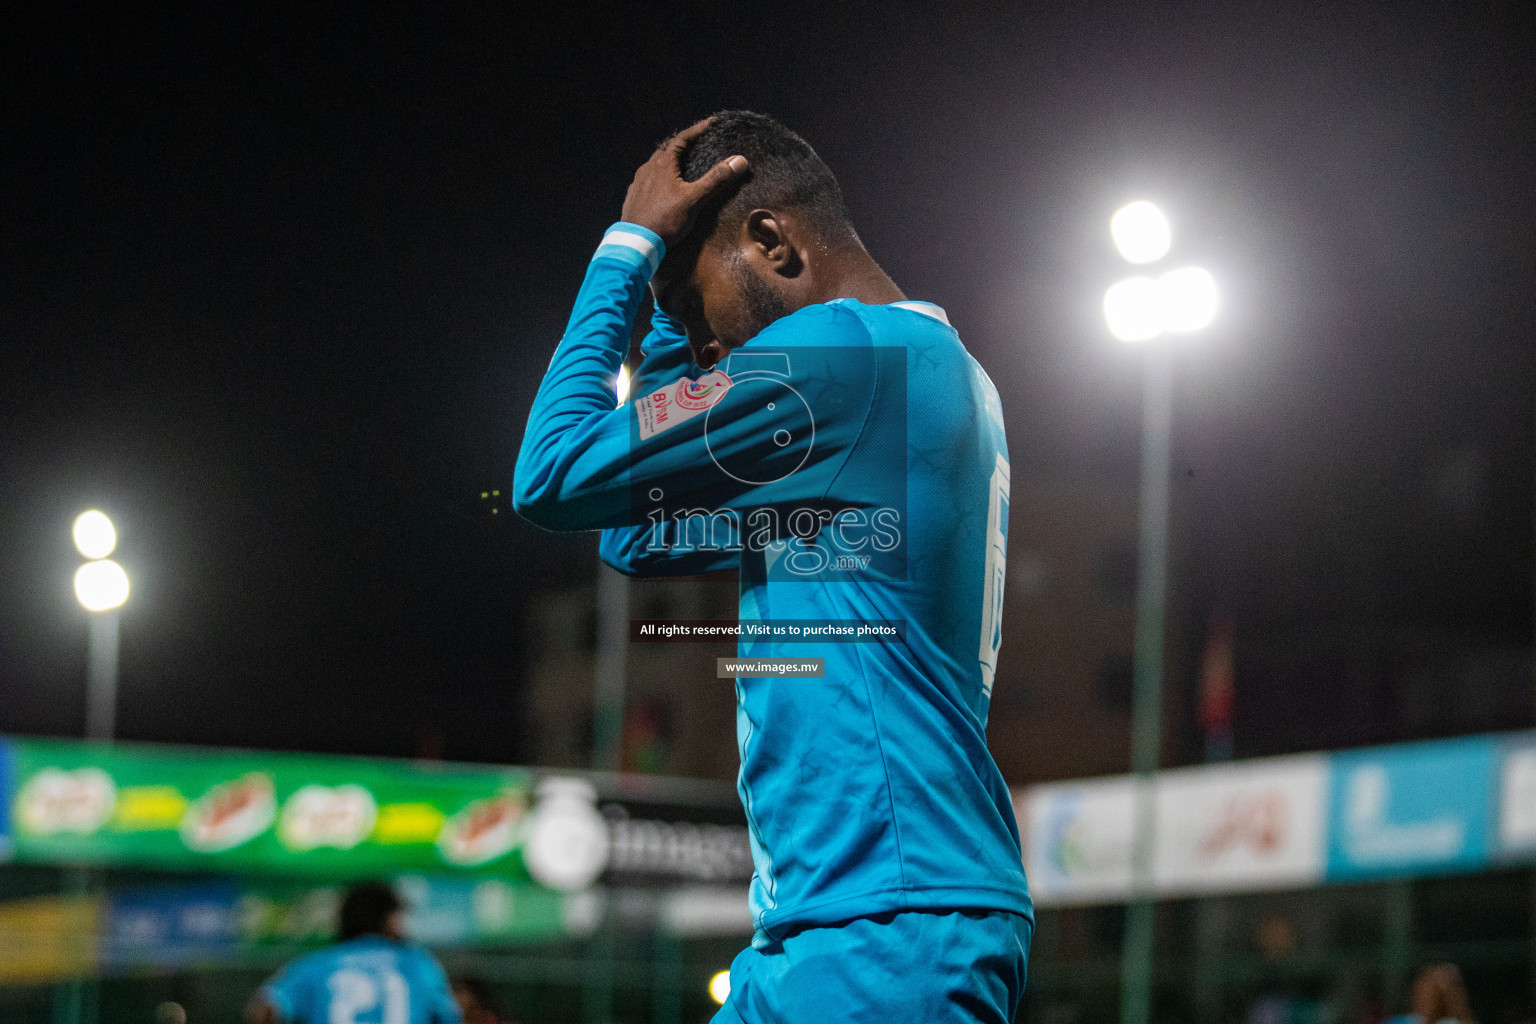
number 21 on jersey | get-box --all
[327,968,408,1024]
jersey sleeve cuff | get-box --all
[592,222,666,279]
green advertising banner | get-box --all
[6,738,537,880]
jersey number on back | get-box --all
[978,453,1009,697]
[328,968,408,1024]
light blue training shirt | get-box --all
[515,222,1031,944]
[260,935,461,1024]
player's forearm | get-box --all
[600,517,739,577]
[631,303,696,393]
[513,223,663,529]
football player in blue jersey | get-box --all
[247,881,462,1024]
[514,112,1031,1022]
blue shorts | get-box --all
[710,908,1032,1024]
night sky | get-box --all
[2,4,1533,768]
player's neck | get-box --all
[808,250,906,307]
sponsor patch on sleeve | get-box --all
[635,370,733,441]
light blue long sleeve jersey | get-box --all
[260,936,462,1024]
[515,222,1031,943]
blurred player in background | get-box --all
[514,112,1030,1021]
[1386,964,1476,1024]
[246,880,462,1024]
[451,977,517,1024]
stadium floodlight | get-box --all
[1104,199,1218,1024]
[1110,201,1171,264]
[73,510,117,559]
[74,559,130,612]
[615,364,632,404]
[1156,266,1218,332]
[1105,268,1218,342]
[708,970,732,1005]
[1104,277,1163,342]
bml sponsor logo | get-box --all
[1344,766,1462,862]
[1326,737,1494,880]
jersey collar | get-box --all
[888,300,951,326]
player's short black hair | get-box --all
[678,110,856,248]
[337,881,402,941]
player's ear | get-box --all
[745,209,803,278]
[746,209,788,262]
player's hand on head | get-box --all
[621,117,748,246]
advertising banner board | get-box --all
[1019,777,1135,906]
[1497,738,1536,858]
[0,738,11,860]
[1152,755,1328,896]
[2,736,751,901]
[8,738,538,881]
[102,883,240,969]
[1324,736,1495,881]
[1015,734,1513,903]
[0,895,100,984]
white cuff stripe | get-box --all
[600,230,661,274]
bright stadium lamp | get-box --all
[73,510,117,559]
[1156,266,1218,332]
[1110,201,1171,264]
[1105,269,1218,341]
[708,970,732,1005]
[1104,277,1163,342]
[75,558,129,612]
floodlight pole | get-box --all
[593,563,628,774]
[1120,342,1173,1024]
[58,610,118,1024]
[58,511,125,1024]
[85,610,120,742]
[584,558,628,1024]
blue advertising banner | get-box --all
[1325,735,1496,881]
[103,883,241,968]
[0,738,12,860]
